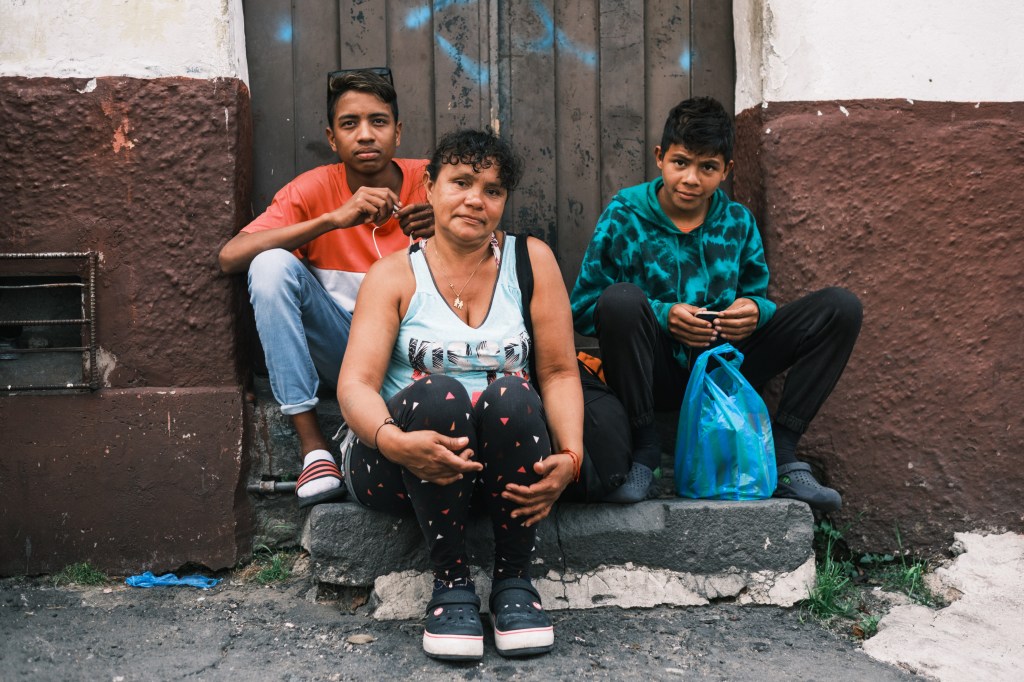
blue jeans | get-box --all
[247,249,352,416]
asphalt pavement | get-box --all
[1,565,916,681]
[5,531,1021,681]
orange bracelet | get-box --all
[559,448,582,483]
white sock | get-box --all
[297,449,341,498]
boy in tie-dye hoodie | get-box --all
[571,97,862,510]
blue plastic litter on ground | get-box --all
[125,572,221,589]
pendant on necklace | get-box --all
[453,296,465,310]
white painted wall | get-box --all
[734,0,1024,111]
[0,0,249,84]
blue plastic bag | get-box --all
[674,344,777,500]
[125,572,221,589]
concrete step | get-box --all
[248,376,816,620]
[302,497,814,620]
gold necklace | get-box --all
[427,238,491,310]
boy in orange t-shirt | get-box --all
[219,69,432,507]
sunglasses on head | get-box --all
[327,67,394,93]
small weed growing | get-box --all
[52,562,108,587]
[238,545,297,585]
[803,520,942,639]
[852,614,881,639]
[866,526,938,607]
[804,520,858,620]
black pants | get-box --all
[594,284,862,434]
[345,374,549,583]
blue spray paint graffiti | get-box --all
[405,6,431,29]
[436,35,490,85]
[279,2,685,85]
[405,0,598,84]
[276,17,292,43]
[678,50,691,72]
[404,0,478,30]
[520,0,596,67]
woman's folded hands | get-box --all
[377,429,483,486]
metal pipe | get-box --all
[246,481,297,494]
[3,382,92,391]
[0,318,90,326]
[0,252,95,259]
[0,282,85,289]
[0,346,90,353]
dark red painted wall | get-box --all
[0,77,253,575]
[2,389,247,574]
[734,100,1024,553]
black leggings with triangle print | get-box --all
[345,374,549,584]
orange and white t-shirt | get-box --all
[242,158,429,311]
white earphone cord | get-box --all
[370,216,413,260]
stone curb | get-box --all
[303,498,815,619]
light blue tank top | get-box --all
[381,234,531,404]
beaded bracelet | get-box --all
[559,448,582,483]
[373,417,398,450]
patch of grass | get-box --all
[864,526,938,607]
[803,521,942,638]
[52,562,107,587]
[804,520,858,620]
[238,545,297,584]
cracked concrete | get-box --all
[371,556,815,620]
[862,532,1024,680]
[305,498,815,619]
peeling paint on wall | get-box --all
[0,0,249,82]
[111,118,135,154]
[95,347,118,388]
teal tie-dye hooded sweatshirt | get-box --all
[570,178,776,366]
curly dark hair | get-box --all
[427,129,523,191]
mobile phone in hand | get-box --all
[695,311,720,324]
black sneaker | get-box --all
[489,578,554,657]
[774,462,842,512]
[422,590,483,661]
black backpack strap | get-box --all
[512,233,539,389]
[514,233,534,326]
[510,232,631,501]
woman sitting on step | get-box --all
[337,129,584,661]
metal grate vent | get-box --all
[0,252,98,392]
